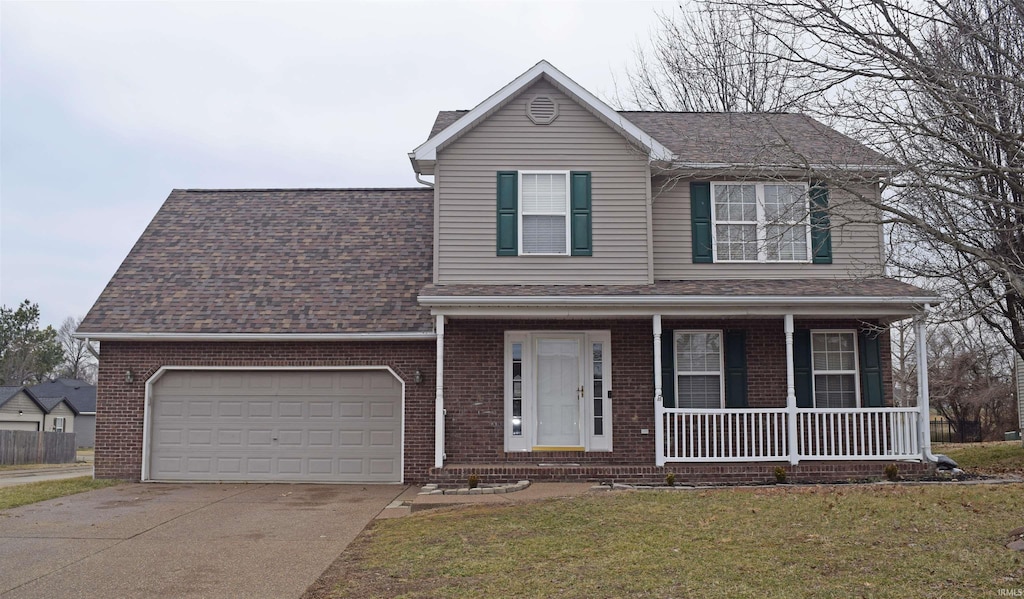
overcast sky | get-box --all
[0,0,672,329]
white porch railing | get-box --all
[659,407,921,464]
[796,408,920,461]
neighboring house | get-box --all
[30,379,97,447]
[33,396,78,433]
[0,386,48,431]
[77,61,940,484]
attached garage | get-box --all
[146,368,403,483]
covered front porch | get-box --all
[653,314,931,466]
[418,280,939,484]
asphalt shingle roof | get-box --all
[29,380,96,413]
[35,396,73,413]
[428,110,891,168]
[79,188,435,335]
[0,386,23,405]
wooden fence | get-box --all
[0,431,77,465]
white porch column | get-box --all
[653,314,665,466]
[915,309,933,461]
[434,314,445,469]
[784,314,799,465]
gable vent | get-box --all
[527,95,559,125]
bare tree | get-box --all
[706,0,1024,357]
[618,2,820,112]
[927,319,1017,440]
[56,316,97,384]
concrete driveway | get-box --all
[0,483,406,598]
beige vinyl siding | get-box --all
[44,403,75,433]
[435,79,651,284]
[652,178,885,279]
[0,392,45,430]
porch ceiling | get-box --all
[419,278,938,322]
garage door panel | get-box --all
[150,370,402,483]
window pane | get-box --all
[716,224,757,261]
[676,332,721,373]
[764,184,805,222]
[814,374,856,408]
[523,215,566,254]
[766,225,808,261]
[678,375,721,409]
[522,173,566,212]
[715,184,756,221]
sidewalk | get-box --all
[0,463,94,488]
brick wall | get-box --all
[443,317,894,466]
[95,341,435,481]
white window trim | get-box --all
[504,330,612,452]
[810,329,861,408]
[54,416,66,432]
[710,181,812,264]
[673,330,726,409]
[518,170,571,256]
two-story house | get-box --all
[77,61,939,484]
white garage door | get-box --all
[149,369,402,483]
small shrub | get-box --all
[467,474,480,489]
[884,463,900,481]
[665,472,676,487]
[774,467,788,484]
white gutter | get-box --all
[418,294,938,307]
[72,331,437,342]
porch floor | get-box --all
[428,460,931,486]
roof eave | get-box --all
[72,331,438,342]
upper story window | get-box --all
[496,170,592,257]
[712,182,810,263]
[521,172,570,255]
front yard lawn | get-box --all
[0,477,119,511]
[933,441,1024,475]
[310,484,1024,599]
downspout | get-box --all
[916,304,941,463]
[84,338,100,359]
[416,173,435,188]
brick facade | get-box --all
[95,341,435,482]
[95,317,900,485]
[441,317,896,477]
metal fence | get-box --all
[0,430,77,465]
[929,419,982,444]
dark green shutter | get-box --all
[496,171,518,256]
[690,182,713,263]
[570,172,592,256]
[858,330,885,407]
[794,330,814,408]
[661,329,676,408]
[724,331,748,408]
[810,183,833,264]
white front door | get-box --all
[505,330,613,453]
[534,337,583,448]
